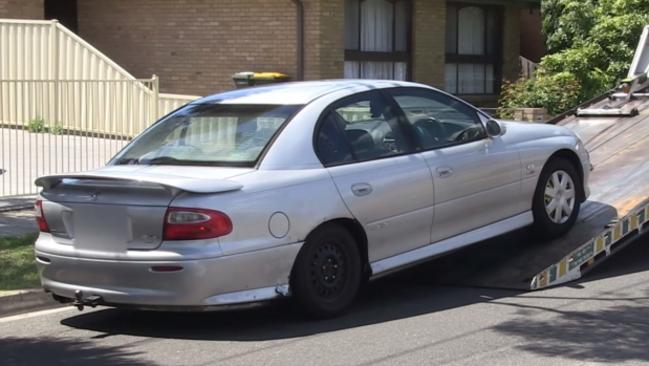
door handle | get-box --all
[351,183,373,197]
[437,167,454,178]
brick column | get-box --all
[501,3,521,83]
[412,0,446,88]
[303,0,345,80]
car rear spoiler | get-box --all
[34,172,244,194]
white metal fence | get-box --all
[1,78,159,136]
[0,78,200,197]
[0,19,200,197]
[2,19,141,85]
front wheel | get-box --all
[532,158,581,239]
[291,224,362,319]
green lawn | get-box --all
[0,234,40,291]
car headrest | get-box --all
[345,129,374,154]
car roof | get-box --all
[192,79,431,105]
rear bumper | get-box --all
[36,242,303,308]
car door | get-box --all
[314,90,436,262]
[388,88,523,242]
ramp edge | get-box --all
[530,201,649,290]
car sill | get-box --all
[369,211,534,279]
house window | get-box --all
[445,3,503,95]
[344,0,412,80]
[45,0,78,33]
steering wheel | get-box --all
[413,117,446,147]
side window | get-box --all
[332,93,409,161]
[316,113,354,166]
[391,90,486,149]
[316,92,411,165]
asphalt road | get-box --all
[1,237,648,366]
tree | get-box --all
[500,72,581,116]
[501,0,649,114]
[542,0,597,53]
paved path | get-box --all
[1,235,648,365]
[0,196,37,237]
[0,196,36,211]
[0,209,37,237]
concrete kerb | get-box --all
[0,196,37,213]
[0,289,63,318]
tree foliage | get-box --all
[500,72,581,116]
[542,0,598,53]
[501,0,649,114]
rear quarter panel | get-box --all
[168,169,353,257]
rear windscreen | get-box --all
[112,103,301,167]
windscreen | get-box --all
[112,103,300,167]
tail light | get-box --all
[34,199,50,232]
[163,207,232,241]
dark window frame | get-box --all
[445,2,504,95]
[44,0,78,33]
[344,0,414,80]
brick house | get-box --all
[1,0,539,105]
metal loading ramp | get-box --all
[421,26,649,291]
[530,94,649,289]
[422,93,649,291]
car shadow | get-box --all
[0,336,155,366]
[418,200,622,290]
[491,300,649,363]
[60,231,649,343]
[486,238,649,363]
[60,275,521,342]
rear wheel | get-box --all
[532,158,581,239]
[291,224,362,318]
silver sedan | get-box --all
[34,80,591,317]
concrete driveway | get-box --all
[1,235,648,366]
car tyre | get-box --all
[532,158,581,239]
[292,224,362,319]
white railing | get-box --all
[0,78,201,197]
[0,19,200,130]
[159,93,202,117]
[0,19,200,197]
[520,56,538,79]
[1,19,142,83]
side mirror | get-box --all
[486,119,505,137]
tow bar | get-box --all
[73,290,102,311]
